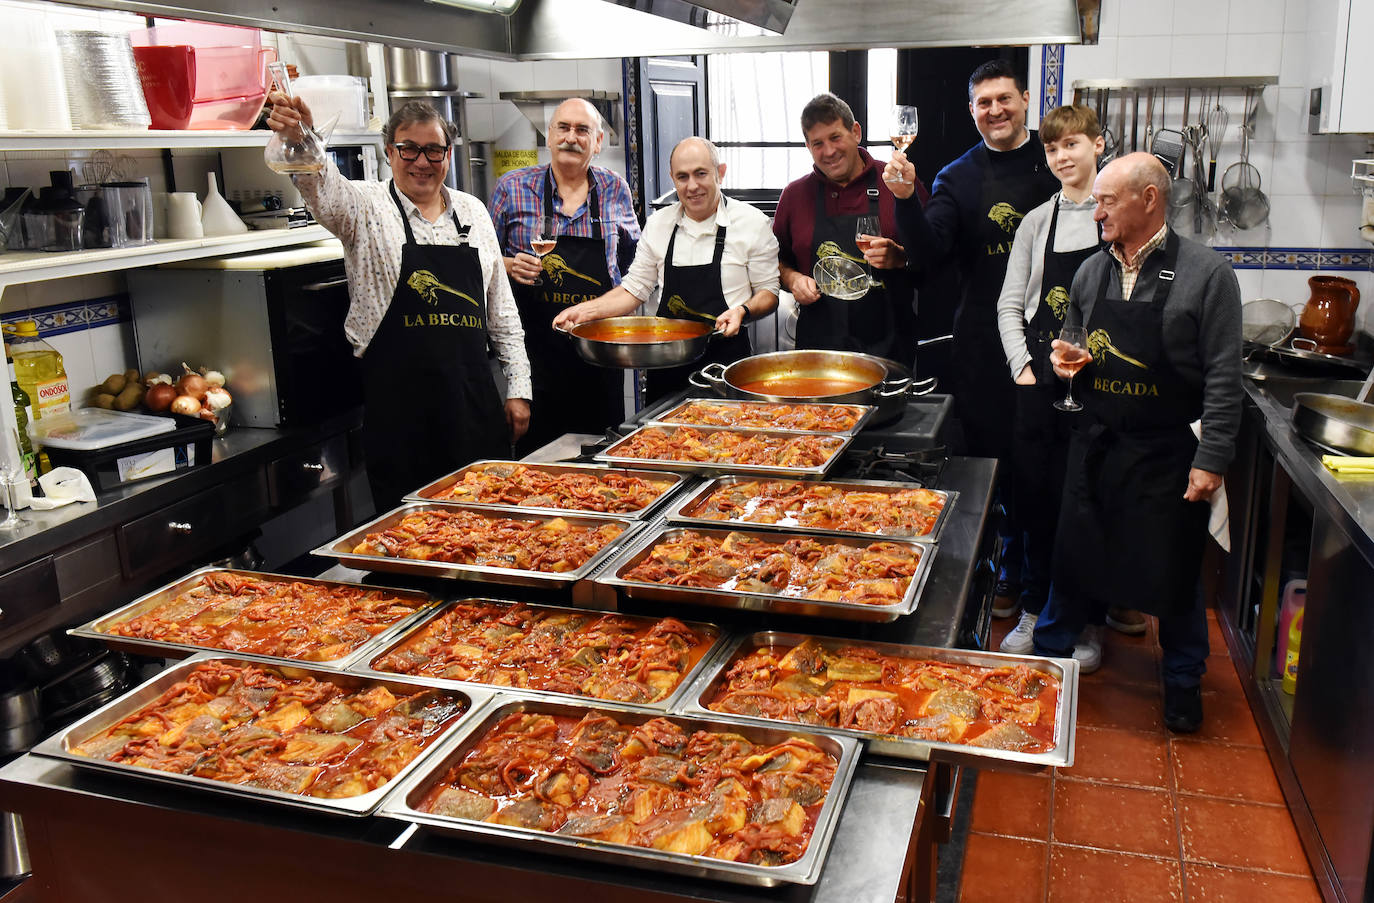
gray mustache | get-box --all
[555,141,583,153]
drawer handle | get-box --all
[168,521,194,534]
[301,462,325,472]
[302,278,348,292]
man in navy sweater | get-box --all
[885,60,1059,619]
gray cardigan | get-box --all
[1067,230,1243,474]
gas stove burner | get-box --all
[840,444,947,486]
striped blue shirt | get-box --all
[489,164,642,284]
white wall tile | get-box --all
[44,330,96,402]
[1324,136,1368,194]
[1117,36,1174,78]
[489,60,535,94]
[1260,268,1317,305]
[1225,32,1282,77]
[0,284,30,318]
[576,59,623,90]
[1171,35,1227,78]
[1320,194,1363,246]
[453,55,493,98]
[1234,268,1265,299]
[1279,30,1308,86]
[87,321,136,381]
[1063,37,1118,82]
[464,102,497,142]
[1267,139,1330,196]
[531,61,579,89]
[1229,0,1286,33]
[1096,0,1121,39]
[1273,87,1315,141]
[1283,0,1311,32]
[1264,193,1325,244]
[1173,0,1232,35]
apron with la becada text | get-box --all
[362,182,509,511]
[645,204,752,404]
[515,167,624,453]
[1052,231,1210,616]
[796,170,897,358]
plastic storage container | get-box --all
[36,412,211,490]
[28,409,175,451]
[291,75,368,130]
[129,22,274,130]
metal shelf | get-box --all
[1071,76,1279,91]
[0,130,384,152]
[0,225,335,289]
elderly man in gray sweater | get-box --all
[1032,152,1242,733]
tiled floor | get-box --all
[957,608,1322,903]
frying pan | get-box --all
[1292,367,1374,455]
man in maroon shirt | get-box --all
[773,92,929,362]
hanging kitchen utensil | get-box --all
[1205,91,1229,193]
[1241,298,1296,346]
[1099,88,1117,164]
[1143,88,1155,156]
[1170,127,1200,229]
[1220,89,1269,230]
[1192,124,1216,239]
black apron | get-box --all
[952,145,1058,460]
[1052,231,1210,616]
[515,168,624,454]
[645,203,751,404]
[1012,198,1103,580]
[363,182,509,512]
[796,171,899,358]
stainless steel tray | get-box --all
[404,460,691,521]
[69,567,439,670]
[677,632,1078,772]
[349,598,725,713]
[376,695,861,887]
[594,423,852,480]
[313,503,641,587]
[596,524,935,623]
[31,653,495,816]
[652,398,876,437]
[665,475,957,544]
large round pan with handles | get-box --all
[1291,367,1374,455]
[689,349,937,424]
[556,316,720,370]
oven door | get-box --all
[264,260,362,426]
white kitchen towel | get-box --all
[1191,421,1230,552]
[27,466,96,509]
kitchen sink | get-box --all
[1252,376,1369,410]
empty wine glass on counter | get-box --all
[1054,325,1089,412]
[0,461,28,530]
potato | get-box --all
[94,393,116,409]
[100,373,127,395]
[113,383,144,411]
[123,368,141,383]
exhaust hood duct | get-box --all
[602,0,797,34]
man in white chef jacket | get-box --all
[553,137,780,404]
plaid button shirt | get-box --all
[489,164,642,283]
[1108,223,1169,299]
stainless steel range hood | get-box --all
[601,0,798,35]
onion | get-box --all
[145,383,178,413]
[175,373,208,401]
[170,395,202,416]
[203,386,233,411]
[198,408,219,424]
[203,370,226,388]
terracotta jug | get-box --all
[1298,275,1361,355]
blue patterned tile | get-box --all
[2,294,130,339]
[1041,44,1064,118]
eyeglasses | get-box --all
[391,142,450,163]
[551,122,595,138]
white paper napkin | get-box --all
[1190,421,1230,552]
[27,466,96,509]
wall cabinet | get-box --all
[1306,0,1374,134]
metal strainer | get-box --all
[1220,89,1269,231]
[813,255,871,301]
[1241,298,1295,346]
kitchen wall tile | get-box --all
[44,330,96,400]
[1064,37,1119,85]
[1324,136,1368,194]
[531,60,579,90]
[1261,269,1318,305]
[1273,87,1315,142]
[1264,193,1325,245]
[577,59,624,91]
[1268,140,1330,197]
[1279,30,1308,86]
[1229,0,1286,33]
[464,102,497,143]
[1320,195,1363,247]
[489,59,535,94]
[1225,32,1283,77]
[1117,36,1173,79]
[1234,268,1265,299]
[1172,0,1231,35]
[86,321,137,381]
[1283,0,1311,33]
[1095,0,1119,39]
[1121,0,1173,36]
[453,55,493,98]
[1170,35,1227,79]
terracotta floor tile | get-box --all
[1075,680,1165,734]
[1048,845,1183,902]
[1172,739,1285,804]
[1183,863,1322,903]
[1199,652,1246,698]
[1179,796,1311,875]
[1058,726,1170,788]
[1103,616,1158,650]
[1185,693,1264,746]
[969,770,1051,840]
[958,834,1047,903]
[1206,616,1227,651]
[1088,641,1160,687]
[1052,780,1178,858]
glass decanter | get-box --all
[263,62,338,174]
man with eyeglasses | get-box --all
[490,97,641,454]
[266,97,531,512]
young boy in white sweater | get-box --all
[994,105,1112,657]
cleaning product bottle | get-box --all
[4,320,69,421]
[1282,611,1303,695]
[1276,578,1306,676]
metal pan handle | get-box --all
[877,375,938,399]
[688,361,728,390]
[1290,336,1317,352]
[553,324,571,337]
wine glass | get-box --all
[0,460,28,530]
[1054,325,1090,412]
[889,105,919,184]
[530,214,557,286]
[854,215,880,291]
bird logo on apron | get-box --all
[1087,328,1149,368]
[540,253,600,288]
[407,269,479,307]
[987,202,1025,234]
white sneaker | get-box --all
[1073,625,1104,674]
[999,610,1039,654]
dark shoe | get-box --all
[1164,684,1203,733]
[992,581,1021,618]
[1106,606,1148,636]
